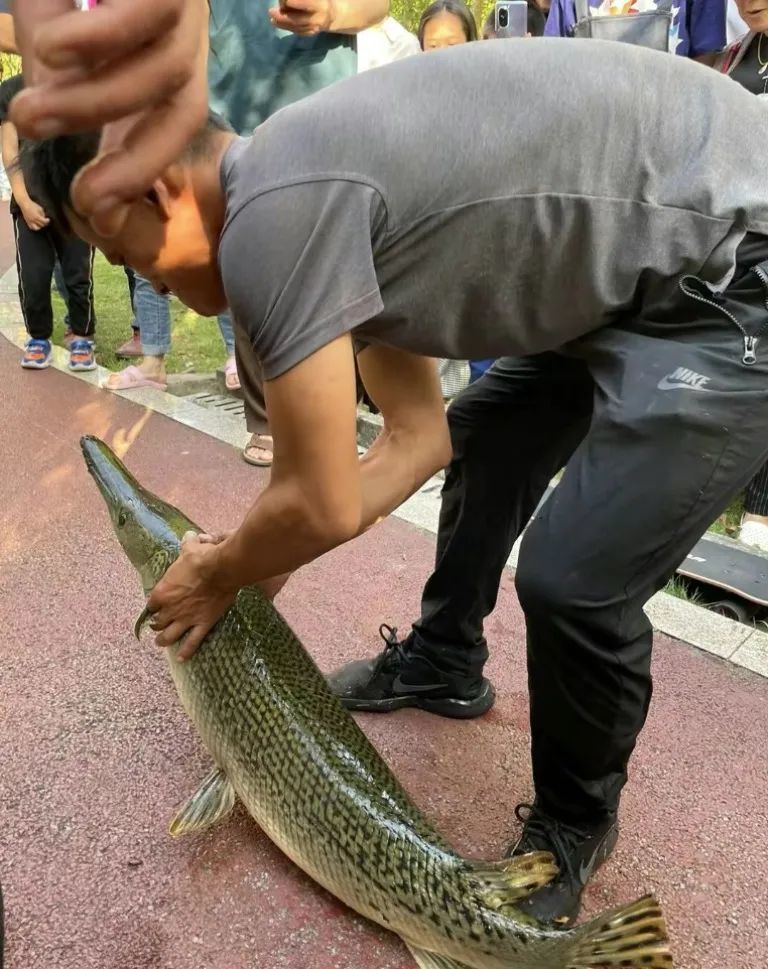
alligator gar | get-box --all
[81,435,673,969]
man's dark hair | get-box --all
[418,0,478,48]
[19,110,233,233]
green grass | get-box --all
[50,253,228,375]
[664,576,703,604]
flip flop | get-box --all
[224,355,240,392]
[242,433,273,468]
[103,365,168,392]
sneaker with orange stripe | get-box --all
[21,339,52,369]
[68,338,96,372]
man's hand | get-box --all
[269,0,387,34]
[19,199,50,231]
[148,533,238,662]
[148,532,291,662]
[11,0,209,237]
[269,0,336,35]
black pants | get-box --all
[13,208,95,340]
[410,237,768,825]
[745,461,768,515]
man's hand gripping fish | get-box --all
[81,436,673,969]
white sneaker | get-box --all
[738,519,768,552]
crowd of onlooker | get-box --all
[3,0,768,547]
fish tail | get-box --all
[566,894,673,968]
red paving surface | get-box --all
[1,337,768,969]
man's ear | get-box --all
[144,164,186,222]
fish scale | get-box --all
[81,435,674,969]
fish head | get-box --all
[81,435,202,594]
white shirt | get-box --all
[356,16,421,73]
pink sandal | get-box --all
[242,434,273,468]
[104,365,168,392]
[224,355,240,392]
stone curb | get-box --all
[3,263,767,679]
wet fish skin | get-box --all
[81,435,673,969]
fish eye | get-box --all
[117,509,128,528]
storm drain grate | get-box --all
[185,392,245,419]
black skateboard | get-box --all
[676,532,768,622]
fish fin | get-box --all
[168,767,236,838]
[468,850,559,909]
[566,893,673,968]
[134,605,152,640]
[404,944,474,969]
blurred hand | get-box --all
[269,0,336,36]
[19,199,50,231]
[11,0,209,237]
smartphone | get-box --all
[495,1,528,38]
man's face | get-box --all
[67,174,227,317]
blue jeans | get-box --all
[132,273,171,356]
[217,311,235,355]
[469,359,494,383]
[131,272,235,356]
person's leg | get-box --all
[234,320,273,466]
[468,359,494,383]
[52,259,72,343]
[53,227,97,370]
[55,228,95,338]
[511,245,768,924]
[218,311,240,391]
[106,273,171,389]
[327,354,595,716]
[116,267,143,358]
[738,461,768,549]
[14,209,56,367]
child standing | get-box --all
[0,73,95,371]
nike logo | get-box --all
[392,675,446,695]
[578,851,599,885]
[657,367,712,392]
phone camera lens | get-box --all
[498,7,509,26]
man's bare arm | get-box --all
[270,0,390,35]
[0,13,17,53]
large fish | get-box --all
[81,435,673,969]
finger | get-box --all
[181,530,200,545]
[175,626,209,662]
[273,0,322,13]
[155,620,190,649]
[71,83,208,233]
[12,30,197,138]
[33,0,182,71]
[269,12,320,32]
[11,0,72,74]
[196,533,219,545]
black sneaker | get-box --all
[506,802,619,927]
[326,624,495,719]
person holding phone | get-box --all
[483,1,546,39]
[545,0,725,60]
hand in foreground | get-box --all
[148,532,238,662]
[20,199,50,231]
[269,0,336,36]
[11,0,209,237]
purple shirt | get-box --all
[545,0,726,57]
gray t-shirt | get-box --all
[219,39,768,380]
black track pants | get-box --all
[410,237,768,824]
[13,209,95,340]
